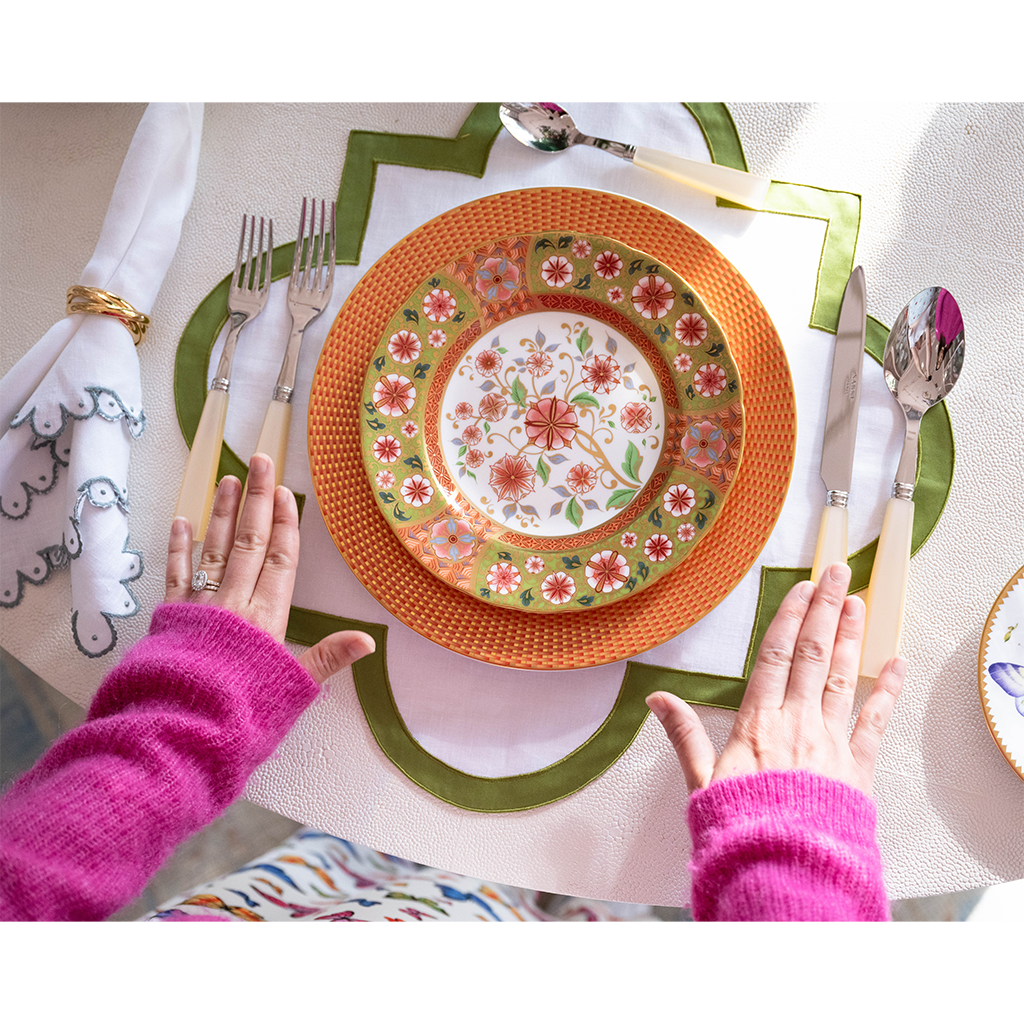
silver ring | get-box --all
[191,569,220,593]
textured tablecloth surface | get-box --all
[2,102,1022,904]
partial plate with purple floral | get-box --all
[360,231,744,613]
[978,564,1024,781]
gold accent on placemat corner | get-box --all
[66,286,149,345]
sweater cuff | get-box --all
[686,771,889,921]
[688,770,879,847]
[88,601,321,763]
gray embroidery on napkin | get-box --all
[10,384,146,441]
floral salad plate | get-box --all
[978,564,1024,781]
[359,231,744,613]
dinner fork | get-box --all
[175,214,272,541]
[247,197,335,490]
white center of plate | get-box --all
[439,311,664,538]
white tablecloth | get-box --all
[2,102,1022,904]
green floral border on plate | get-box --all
[173,102,955,812]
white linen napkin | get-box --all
[0,103,203,656]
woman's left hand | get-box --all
[164,452,375,684]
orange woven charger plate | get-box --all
[308,188,795,670]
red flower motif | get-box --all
[461,424,483,445]
[619,401,652,434]
[585,550,630,593]
[620,531,638,548]
[454,401,474,419]
[644,534,672,562]
[387,329,421,363]
[465,448,485,468]
[525,351,553,377]
[525,556,545,574]
[571,239,592,258]
[474,349,502,376]
[400,474,434,507]
[372,374,416,417]
[677,522,696,542]
[540,254,573,288]
[673,352,693,373]
[375,469,395,489]
[428,329,447,348]
[566,462,597,493]
[663,483,696,517]
[524,397,578,450]
[541,571,576,605]
[606,286,624,304]
[631,275,675,320]
[486,561,522,595]
[693,363,727,398]
[400,420,419,438]
[488,453,536,503]
[474,256,521,302]
[593,250,623,280]
[422,288,457,323]
[675,312,708,346]
[478,392,508,422]
[581,353,621,394]
[371,434,402,463]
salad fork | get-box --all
[175,214,272,540]
[247,197,335,489]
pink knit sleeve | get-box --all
[0,602,320,922]
[686,770,890,921]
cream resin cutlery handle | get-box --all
[810,505,849,585]
[174,387,229,542]
[631,146,771,210]
[239,399,292,515]
[860,496,915,678]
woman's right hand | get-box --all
[646,563,905,797]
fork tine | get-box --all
[262,218,273,292]
[252,216,265,291]
[292,197,307,284]
[314,199,326,290]
[244,215,257,290]
[234,214,248,290]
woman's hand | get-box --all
[646,563,905,797]
[164,453,375,685]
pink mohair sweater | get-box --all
[687,771,890,920]
[0,602,320,922]
[0,602,889,922]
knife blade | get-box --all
[810,265,866,584]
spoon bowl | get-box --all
[883,287,965,489]
[860,287,966,677]
[499,102,590,154]
[499,102,771,210]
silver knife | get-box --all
[810,265,866,584]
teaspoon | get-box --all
[860,287,965,677]
[499,102,771,211]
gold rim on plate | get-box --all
[308,187,796,670]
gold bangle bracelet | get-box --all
[66,286,150,345]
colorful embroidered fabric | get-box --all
[141,830,669,922]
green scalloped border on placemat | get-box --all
[175,102,956,813]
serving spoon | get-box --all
[499,102,771,210]
[860,287,965,677]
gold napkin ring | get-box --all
[66,286,149,345]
